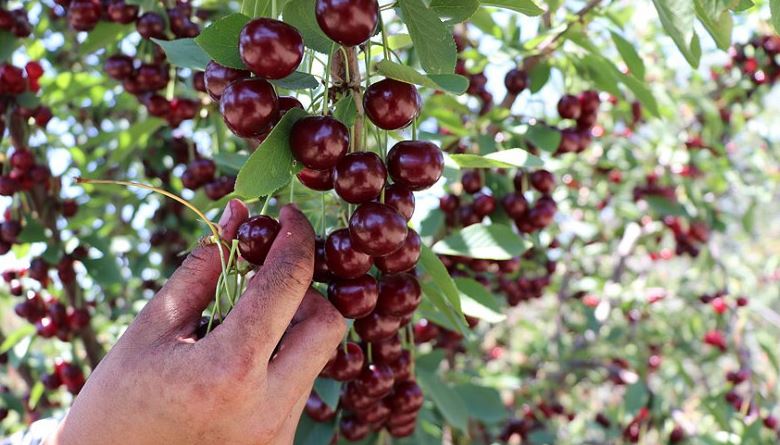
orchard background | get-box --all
[1,0,780,443]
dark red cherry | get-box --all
[388,380,424,413]
[473,192,496,217]
[383,184,415,221]
[386,410,418,429]
[348,202,407,257]
[315,0,378,47]
[313,237,333,283]
[237,215,280,265]
[204,176,235,200]
[354,311,400,342]
[460,169,482,194]
[220,78,279,138]
[334,152,386,204]
[439,194,460,213]
[239,18,304,80]
[324,228,372,279]
[388,421,416,438]
[204,61,250,100]
[277,95,304,117]
[504,68,528,94]
[528,196,557,229]
[290,116,349,170]
[374,229,420,274]
[193,72,207,92]
[189,159,217,185]
[355,363,394,398]
[328,275,378,319]
[329,342,364,381]
[0,64,25,94]
[339,381,376,411]
[143,94,170,117]
[67,0,101,31]
[557,94,581,120]
[557,127,580,153]
[136,12,166,39]
[467,72,487,95]
[530,169,555,194]
[105,55,135,82]
[10,149,34,172]
[386,141,443,191]
[363,79,421,130]
[305,392,336,422]
[340,415,370,442]
[0,220,21,244]
[413,318,440,343]
[579,90,601,114]
[502,192,529,219]
[355,400,391,424]
[388,349,412,381]
[376,273,421,317]
[370,334,402,363]
[297,167,334,191]
[107,1,138,23]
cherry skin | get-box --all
[290,116,349,170]
[557,94,581,120]
[328,274,379,319]
[315,0,378,47]
[502,192,529,219]
[355,400,391,424]
[386,410,418,429]
[504,68,529,94]
[304,392,336,422]
[579,90,601,114]
[107,1,139,24]
[313,237,333,283]
[363,79,421,130]
[10,149,34,172]
[387,380,424,413]
[339,381,376,411]
[334,152,387,204]
[297,167,334,191]
[388,421,416,438]
[136,12,167,39]
[239,18,304,80]
[473,192,496,217]
[105,55,134,81]
[376,273,421,317]
[374,229,420,274]
[370,334,402,363]
[340,415,370,442]
[413,318,440,343]
[277,95,304,117]
[204,61,250,100]
[355,362,395,398]
[236,215,280,265]
[386,141,444,191]
[348,202,408,257]
[530,169,555,194]
[324,228,372,279]
[439,194,460,213]
[383,183,415,221]
[67,0,101,31]
[328,342,364,381]
[389,349,412,381]
[220,78,279,138]
[557,127,581,153]
[461,169,482,194]
[354,311,400,342]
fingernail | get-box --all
[218,200,235,227]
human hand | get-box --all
[47,200,347,445]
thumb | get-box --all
[141,199,249,337]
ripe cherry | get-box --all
[327,342,364,381]
[10,149,34,172]
[473,192,496,217]
[389,349,412,381]
[136,12,167,39]
[328,275,378,319]
[557,127,581,153]
[334,152,386,204]
[370,334,402,363]
[340,415,370,442]
[107,1,139,24]
[354,311,400,342]
[504,68,529,94]
[67,0,101,31]
[439,194,460,213]
[383,184,415,221]
[354,362,394,398]
[277,96,304,117]
[363,79,421,130]
[386,141,444,191]
[290,116,349,170]
[530,169,555,194]
[376,273,421,317]
[387,380,424,413]
[315,0,378,47]
[324,228,372,279]
[340,381,376,411]
[204,61,250,100]
[557,94,581,120]
[220,78,279,138]
[305,392,336,422]
[355,400,391,424]
[239,18,304,80]
[388,421,416,438]
[313,237,332,283]
[237,215,280,265]
[461,169,482,194]
[297,167,334,191]
[374,228,420,274]
[348,202,408,257]
[204,176,235,200]
[467,72,487,95]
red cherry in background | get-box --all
[348,202,408,257]
[105,55,134,81]
[557,94,581,120]
[328,275,379,319]
[290,116,349,170]
[236,215,280,265]
[504,68,528,94]
[324,228,373,279]
[386,141,444,191]
[136,12,166,39]
[239,18,304,80]
[204,61,250,100]
[334,152,387,204]
[529,169,555,194]
[363,78,421,130]
[315,0,378,47]
[461,169,482,194]
[220,78,279,138]
[340,415,370,442]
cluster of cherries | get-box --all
[723,366,779,437]
[40,358,86,396]
[0,4,31,37]
[59,0,201,38]
[724,34,780,87]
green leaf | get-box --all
[195,13,251,70]
[333,93,357,126]
[610,31,646,79]
[624,382,649,413]
[524,125,561,152]
[376,60,467,94]
[283,0,335,54]
[454,277,506,323]
[695,0,732,50]
[313,378,341,410]
[271,71,319,90]
[0,325,36,354]
[152,38,212,70]
[240,0,290,17]
[619,71,660,118]
[731,0,754,11]
[645,196,688,217]
[235,107,308,198]
[417,371,469,432]
[528,61,551,93]
[480,0,544,16]
[294,416,336,445]
[430,0,480,23]
[15,91,40,109]
[28,382,44,410]
[652,0,701,67]
[771,0,780,34]
[213,152,250,174]
[80,22,132,54]
[17,219,47,243]
[418,287,469,335]
[418,244,463,313]
[0,31,16,61]
[454,383,508,424]
[398,0,458,74]
[82,256,123,287]
[448,149,543,169]
[432,224,532,260]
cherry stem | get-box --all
[322,43,336,116]
[260,195,271,215]
[378,10,391,60]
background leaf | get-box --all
[376,60,467,94]
[610,31,646,79]
[455,277,506,323]
[398,0,458,74]
[480,0,544,16]
[417,371,469,432]
[433,224,532,260]
[449,149,544,169]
